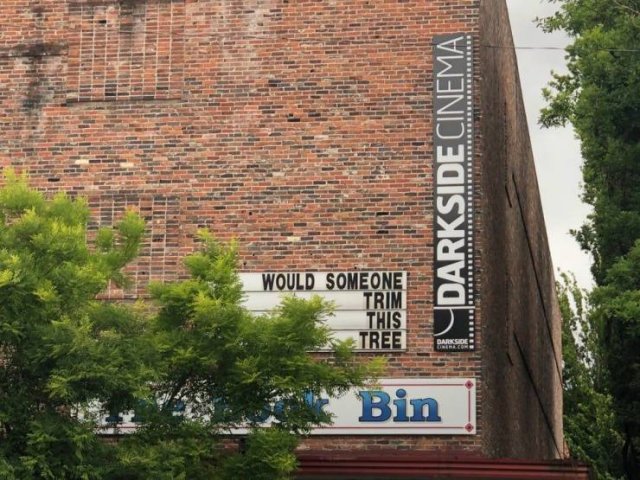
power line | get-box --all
[482,44,640,53]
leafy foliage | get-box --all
[540,0,640,283]
[591,243,640,479]
[0,172,380,479]
[113,230,382,479]
[541,1,640,477]
[0,169,148,479]
[557,273,623,480]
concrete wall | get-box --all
[478,0,564,460]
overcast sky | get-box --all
[505,0,593,289]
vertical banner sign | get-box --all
[433,34,475,352]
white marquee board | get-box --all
[239,271,408,352]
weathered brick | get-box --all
[0,0,563,462]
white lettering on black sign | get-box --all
[239,272,407,352]
[433,33,475,352]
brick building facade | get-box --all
[0,0,589,478]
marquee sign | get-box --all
[97,378,477,436]
[239,272,407,352]
[433,33,475,352]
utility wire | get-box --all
[2,40,639,57]
[482,44,640,53]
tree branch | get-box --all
[612,0,640,17]
[162,376,188,411]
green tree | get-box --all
[557,273,622,480]
[0,171,380,479]
[541,1,640,477]
[0,170,149,479]
[110,231,380,480]
[541,0,640,283]
[590,243,640,480]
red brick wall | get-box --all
[478,0,564,460]
[0,0,561,459]
[66,1,185,103]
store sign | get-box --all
[239,272,407,352]
[301,378,477,435]
[433,33,475,351]
[97,378,476,436]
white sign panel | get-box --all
[306,378,477,435]
[96,378,477,436]
[239,272,408,352]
